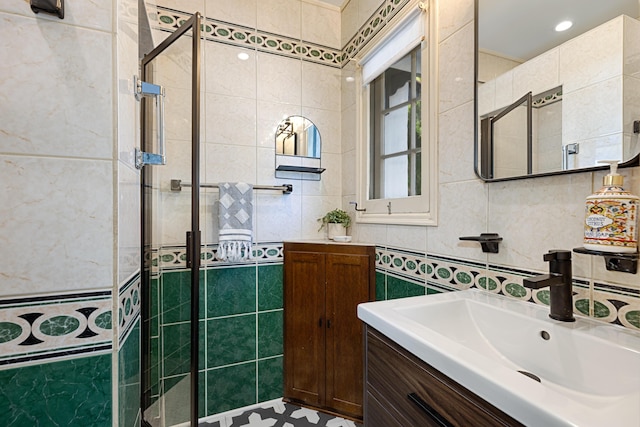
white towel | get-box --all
[218,182,253,262]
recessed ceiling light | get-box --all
[237,52,250,61]
[555,20,573,32]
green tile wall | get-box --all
[0,353,112,426]
[119,319,141,427]
[154,263,284,421]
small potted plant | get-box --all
[318,208,352,240]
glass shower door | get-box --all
[140,13,202,427]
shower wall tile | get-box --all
[340,0,359,48]
[426,180,488,263]
[0,0,112,32]
[206,314,257,367]
[118,164,141,285]
[205,43,257,99]
[258,310,283,358]
[559,16,623,93]
[206,266,257,317]
[204,143,258,184]
[255,192,303,242]
[207,0,257,28]
[118,319,141,427]
[438,0,474,42]
[512,48,559,100]
[562,77,623,144]
[438,21,474,114]
[487,173,592,277]
[0,13,113,159]
[258,356,283,401]
[301,61,342,111]
[0,353,112,427]
[0,156,113,297]
[438,100,476,183]
[257,53,302,105]
[257,0,301,40]
[205,94,257,146]
[257,264,284,311]
[206,361,257,415]
[301,2,341,49]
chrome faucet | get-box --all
[523,250,575,322]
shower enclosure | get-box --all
[139,13,202,427]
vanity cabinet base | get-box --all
[364,326,524,427]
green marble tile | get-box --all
[376,271,386,301]
[426,286,442,295]
[387,276,425,300]
[207,266,257,317]
[258,356,283,402]
[0,354,111,426]
[120,319,141,381]
[206,314,256,368]
[163,322,192,377]
[258,310,283,358]
[207,362,257,414]
[119,324,140,426]
[163,375,192,426]
[258,264,283,311]
[162,271,191,324]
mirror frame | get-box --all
[473,1,640,182]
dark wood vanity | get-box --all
[283,241,375,421]
[364,326,524,427]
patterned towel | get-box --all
[218,182,253,262]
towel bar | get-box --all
[170,179,292,194]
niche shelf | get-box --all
[573,247,638,274]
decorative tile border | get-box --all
[341,0,412,65]
[376,246,640,331]
[155,242,283,271]
[0,290,112,367]
[155,6,342,68]
[118,272,141,345]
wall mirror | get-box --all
[275,115,321,158]
[476,0,640,181]
[275,115,325,180]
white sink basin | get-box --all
[358,289,640,427]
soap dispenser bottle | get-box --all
[584,160,639,253]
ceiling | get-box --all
[479,0,639,61]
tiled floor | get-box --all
[198,400,362,427]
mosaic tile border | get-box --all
[0,290,113,367]
[118,272,141,345]
[156,6,342,68]
[155,242,283,271]
[376,246,640,331]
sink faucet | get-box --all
[523,250,575,322]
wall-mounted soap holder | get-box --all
[31,0,64,19]
[459,233,503,253]
[573,247,638,274]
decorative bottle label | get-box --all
[584,187,638,252]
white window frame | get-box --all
[354,0,438,226]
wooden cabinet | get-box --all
[364,326,524,427]
[283,242,375,421]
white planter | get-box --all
[327,223,347,240]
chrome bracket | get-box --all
[134,75,166,169]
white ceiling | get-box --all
[479,0,639,61]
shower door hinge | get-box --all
[135,75,166,169]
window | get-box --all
[355,1,437,225]
[369,46,422,200]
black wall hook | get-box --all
[459,233,503,253]
[31,0,64,19]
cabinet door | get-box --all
[325,253,371,418]
[284,251,326,407]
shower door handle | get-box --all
[135,76,166,169]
